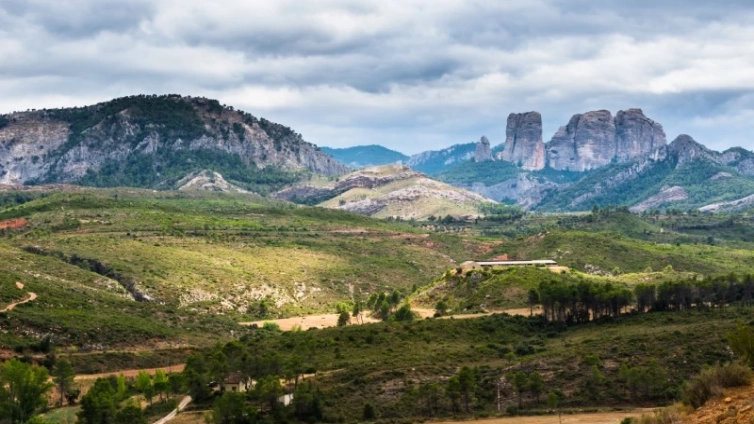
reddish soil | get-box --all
[0,218,28,230]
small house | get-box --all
[222,372,255,393]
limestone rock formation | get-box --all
[546,110,616,172]
[546,109,666,171]
[615,108,666,161]
[499,112,545,170]
[474,136,492,162]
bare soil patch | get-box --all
[0,218,28,230]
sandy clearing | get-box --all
[428,409,650,424]
[15,281,24,290]
[0,292,37,312]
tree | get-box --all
[528,371,545,404]
[527,288,540,316]
[352,301,363,324]
[254,375,282,412]
[363,403,376,420]
[547,391,562,424]
[78,378,118,424]
[458,366,476,412]
[435,300,449,317]
[168,373,185,394]
[337,311,350,327]
[209,392,256,424]
[445,375,461,413]
[0,359,53,424]
[114,403,147,424]
[394,304,415,322]
[417,382,444,416]
[727,323,754,368]
[153,370,170,402]
[509,371,529,408]
[134,371,155,405]
[52,359,76,406]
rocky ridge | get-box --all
[0,95,348,187]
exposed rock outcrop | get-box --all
[466,174,557,210]
[614,108,666,161]
[546,109,666,171]
[177,170,250,193]
[474,136,492,162]
[629,186,688,213]
[498,112,545,170]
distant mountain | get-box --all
[274,164,495,220]
[320,145,408,168]
[534,135,754,212]
[406,142,478,174]
[0,94,347,193]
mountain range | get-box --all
[3,95,754,215]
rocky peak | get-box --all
[474,136,492,162]
[614,108,666,161]
[546,110,615,172]
[667,134,716,165]
[498,112,545,170]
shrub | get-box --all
[682,363,752,408]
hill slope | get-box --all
[321,145,408,168]
[0,95,348,193]
[276,164,496,220]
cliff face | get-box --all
[0,95,348,187]
[546,108,666,171]
[498,112,545,170]
[614,108,666,161]
[546,110,616,172]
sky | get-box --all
[1,0,754,154]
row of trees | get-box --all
[533,273,754,324]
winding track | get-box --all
[0,292,37,312]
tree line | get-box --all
[533,272,754,324]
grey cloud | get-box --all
[1,0,754,154]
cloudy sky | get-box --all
[1,0,754,154]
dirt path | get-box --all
[428,409,650,424]
[240,314,381,331]
[0,292,37,312]
[153,396,192,424]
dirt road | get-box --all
[0,292,37,312]
[75,364,186,381]
[428,409,649,424]
[240,314,381,331]
[153,396,192,424]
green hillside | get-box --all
[0,187,483,350]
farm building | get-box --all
[461,260,557,270]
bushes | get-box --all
[682,363,752,408]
